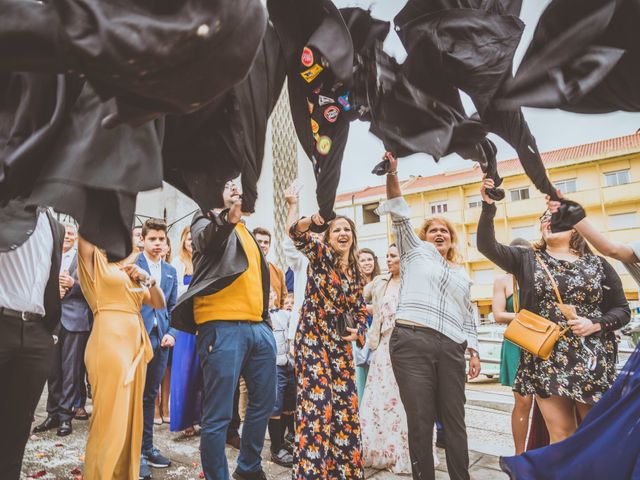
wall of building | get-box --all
[337,152,640,314]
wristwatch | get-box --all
[470,350,480,359]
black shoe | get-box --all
[271,448,294,467]
[33,416,60,433]
[283,438,294,455]
[284,431,294,445]
[232,469,267,480]
[226,434,241,450]
[57,420,72,436]
[139,457,152,479]
[143,447,171,468]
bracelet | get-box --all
[470,350,480,359]
[387,170,398,176]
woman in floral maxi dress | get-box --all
[360,244,412,474]
[290,214,368,480]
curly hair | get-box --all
[418,216,463,264]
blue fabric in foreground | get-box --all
[501,346,640,479]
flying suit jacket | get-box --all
[498,0,639,113]
[162,24,286,215]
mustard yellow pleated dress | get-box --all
[78,249,153,480]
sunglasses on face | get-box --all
[539,211,552,223]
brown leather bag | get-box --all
[504,254,569,361]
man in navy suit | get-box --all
[34,223,92,437]
[136,218,178,479]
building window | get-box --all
[469,232,477,247]
[608,212,638,230]
[604,170,630,187]
[473,269,494,285]
[362,202,380,225]
[511,225,537,241]
[467,195,482,209]
[430,201,448,215]
[554,178,577,194]
[509,187,530,202]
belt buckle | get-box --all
[21,311,29,321]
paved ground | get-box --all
[21,379,511,479]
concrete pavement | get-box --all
[21,382,511,479]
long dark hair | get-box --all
[323,215,361,283]
[358,247,381,284]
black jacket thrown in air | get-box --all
[477,201,630,337]
[171,211,270,334]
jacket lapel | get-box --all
[136,252,149,274]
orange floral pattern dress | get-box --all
[290,225,368,480]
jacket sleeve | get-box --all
[166,265,179,339]
[192,212,236,256]
[64,267,84,301]
[590,257,631,333]
[477,201,525,275]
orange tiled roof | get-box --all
[336,132,640,203]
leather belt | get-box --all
[0,307,43,321]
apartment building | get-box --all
[335,133,640,317]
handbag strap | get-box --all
[534,253,564,305]
[511,276,520,314]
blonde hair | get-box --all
[178,226,194,276]
[418,216,462,264]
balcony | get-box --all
[602,181,640,205]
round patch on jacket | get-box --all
[316,135,332,155]
[301,47,314,67]
[323,106,339,123]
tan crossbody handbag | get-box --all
[504,254,570,361]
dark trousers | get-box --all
[0,315,54,480]
[142,329,170,453]
[46,325,89,421]
[390,324,470,480]
[196,321,276,480]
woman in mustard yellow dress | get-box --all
[77,237,165,479]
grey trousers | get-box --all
[390,324,470,480]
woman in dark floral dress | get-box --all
[289,214,368,480]
[478,178,630,445]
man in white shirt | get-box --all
[0,202,65,480]
[34,224,92,437]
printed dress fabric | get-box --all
[289,224,367,480]
[359,281,412,474]
[502,345,640,479]
[514,251,617,404]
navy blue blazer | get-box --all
[60,253,93,332]
[136,253,178,339]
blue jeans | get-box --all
[142,330,169,453]
[196,321,276,480]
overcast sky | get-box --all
[333,0,640,193]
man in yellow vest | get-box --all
[172,181,276,480]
